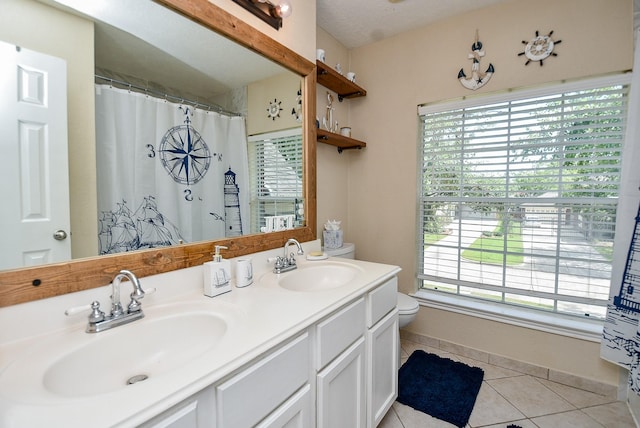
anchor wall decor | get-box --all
[458,31,495,91]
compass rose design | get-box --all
[159,107,211,185]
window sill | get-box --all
[413,290,604,343]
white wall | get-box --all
[342,0,633,386]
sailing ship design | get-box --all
[99,195,185,254]
[213,267,231,287]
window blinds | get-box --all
[248,128,303,234]
[417,75,630,318]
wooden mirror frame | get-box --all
[0,0,317,308]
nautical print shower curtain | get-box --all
[95,84,249,254]
[600,28,640,399]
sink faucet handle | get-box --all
[65,301,105,324]
[127,287,156,313]
[65,302,92,317]
[88,301,105,323]
[288,253,298,266]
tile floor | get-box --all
[378,338,638,428]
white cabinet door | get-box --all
[316,297,365,370]
[256,384,312,428]
[317,336,366,428]
[367,309,399,428]
[217,333,310,427]
[139,387,215,428]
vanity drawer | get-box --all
[367,277,397,328]
[316,297,365,370]
[216,332,309,428]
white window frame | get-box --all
[416,74,632,339]
[247,128,303,234]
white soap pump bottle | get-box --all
[203,245,232,297]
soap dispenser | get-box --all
[203,245,232,297]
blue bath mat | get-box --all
[397,350,484,427]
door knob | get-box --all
[53,230,68,240]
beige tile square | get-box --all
[467,382,525,427]
[455,355,524,381]
[392,401,458,428]
[478,419,538,428]
[537,378,617,409]
[530,409,605,427]
[377,406,404,428]
[487,375,575,418]
[581,401,637,428]
[400,339,452,360]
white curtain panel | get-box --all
[600,29,640,396]
[95,84,249,254]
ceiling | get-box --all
[43,0,288,104]
[317,0,508,49]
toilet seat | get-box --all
[397,292,419,315]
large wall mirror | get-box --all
[0,0,316,307]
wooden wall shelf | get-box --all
[316,61,367,101]
[316,129,366,153]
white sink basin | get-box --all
[278,262,363,292]
[0,302,240,401]
[43,312,226,397]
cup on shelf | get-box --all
[346,72,356,82]
[340,127,352,137]
[316,49,325,62]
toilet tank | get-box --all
[324,243,355,259]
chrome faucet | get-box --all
[274,238,304,273]
[85,270,149,333]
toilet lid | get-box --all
[397,292,419,314]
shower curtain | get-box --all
[600,29,640,398]
[95,84,249,254]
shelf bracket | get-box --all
[337,146,363,154]
[338,91,363,102]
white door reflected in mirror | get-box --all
[0,41,71,269]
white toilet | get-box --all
[323,243,419,328]
[396,291,419,328]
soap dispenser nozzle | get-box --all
[213,245,228,262]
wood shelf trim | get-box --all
[316,129,366,152]
[316,61,367,100]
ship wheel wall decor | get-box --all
[267,98,283,120]
[458,30,495,91]
[518,30,561,66]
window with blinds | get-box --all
[248,128,303,234]
[417,75,630,319]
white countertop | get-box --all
[0,240,400,427]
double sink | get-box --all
[0,260,364,410]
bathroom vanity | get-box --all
[0,241,400,427]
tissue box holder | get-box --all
[323,230,343,249]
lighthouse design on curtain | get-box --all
[224,168,243,237]
[95,84,249,254]
[602,204,640,394]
